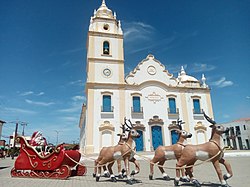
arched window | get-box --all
[103,41,110,55]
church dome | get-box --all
[96,0,114,19]
[180,74,199,82]
[178,66,199,83]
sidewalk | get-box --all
[0,151,250,187]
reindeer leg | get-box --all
[128,157,139,176]
[107,162,116,182]
[213,160,229,187]
[175,162,182,186]
[117,160,123,179]
[103,165,110,177]
[180,167,190,182]
[185,164,200,186]
[149,157,158,180]
[93,160,97,177]
[158,160,170,180]
[96,160,106,182]
[96,164,102,182]
[131,158,140,175]
[219,158,233,181]
[124,158,133,185]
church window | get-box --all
[193,99,201,114]
[133,96,141,112]
[168,98,177,114]
[102,95,112,112]
[103,41,110,55]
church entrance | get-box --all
[135,130,143,151]
[151,126,163,150]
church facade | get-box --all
[79,1,214,154]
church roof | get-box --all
[96,0,114,19]
[178,66,199,83]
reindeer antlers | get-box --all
[124,118,133,130]
[177,118,185,130]
[203,110,216,125]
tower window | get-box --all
[103,24,109,30]
[193,99,201,114]
[102,95,111,112]
[103,41,110,55]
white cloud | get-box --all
[71,96,85,102]
[37,92,45,96]
[190,63,216,73]
[210,77,233,88]
[25,99,55,106]
[20,91,34,96]
[57,106,81,113]
[123,21,155,42]
[59,116,79,122]
[246,96,250,99]
[167,64,188,74]
[19,91,45,96]
[223,114,230,119]
[69,80,84,86]
[4,107,37,114]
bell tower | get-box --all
[83,0,125,154]
[86,0,124,85]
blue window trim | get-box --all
[193,99,201,114]
[103,95,111,112]
[133,96,141,112]
[168,98,176,114]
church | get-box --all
[79,0,214,154]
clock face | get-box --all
[103,68,111,77]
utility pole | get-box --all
[9,120,28,159]
[55,130,61,145]
[12,121,18,160]
[21,122,28,136]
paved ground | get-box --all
[0,151,250,187]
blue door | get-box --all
[135,130,143,151]
[151,126,163,150]
[171,130,179,144]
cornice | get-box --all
[88,31,123,39]
[86,82,126,90]
[125,80,210,93]
[88,57,124,63]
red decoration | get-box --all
[11,136,87,179]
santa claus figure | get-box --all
[29,131,48,155]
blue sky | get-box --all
[0,0,249,144]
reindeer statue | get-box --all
[94,118,140,184]
[93,120,140,179]
[149,119,192,182]
[174,112,233,187]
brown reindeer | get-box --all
[149,119,192,182]
[174,112,233,187]
[93,121,140,179]
[95,119,140,184]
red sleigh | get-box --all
[11,136,87,179]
